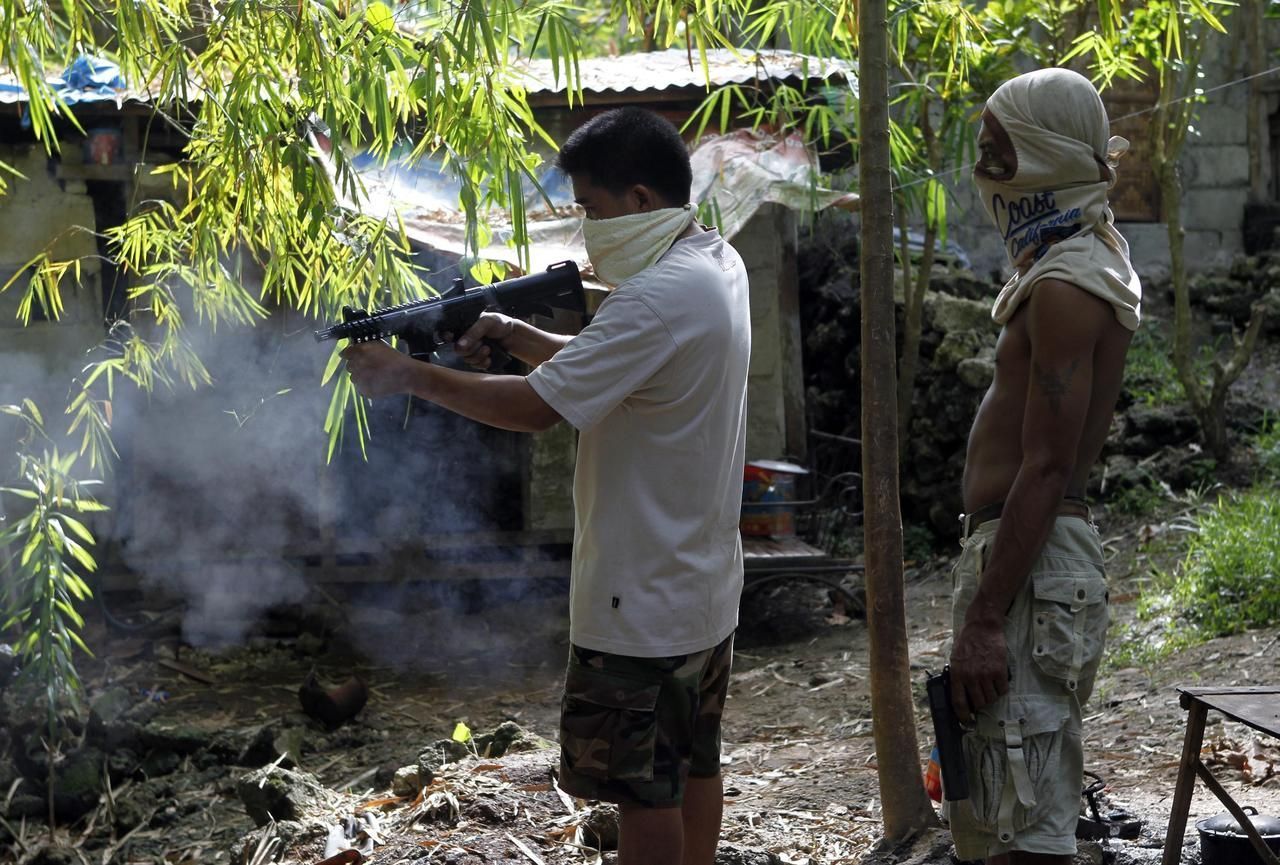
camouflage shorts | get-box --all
[557,633,734,809]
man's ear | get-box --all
[629,184,657,212]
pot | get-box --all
[1196,806,1280,865]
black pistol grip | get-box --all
[482,338,511,371]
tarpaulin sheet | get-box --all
[0,55,128,107]
[389,130,859,279]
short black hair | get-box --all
[555,107,692,206]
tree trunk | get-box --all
[858,0,938,843]
[1157,42,1266,464]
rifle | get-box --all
[314,260,586,369]
[926,666,970,801]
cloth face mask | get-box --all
[972,173,1111,270]
[581,205,695,287]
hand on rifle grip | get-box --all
[455,312,514,370]
[482,338,512,371]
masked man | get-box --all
[342,107,751,865]
[946,68,1142,864]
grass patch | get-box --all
[1123,326,1183,408]
[1254,413,1280,481]
[1173,488,1280,635]
[1122,323,1222,409]
[1108,475,1169,518]
[1115,487,1280,666]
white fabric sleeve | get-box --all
[525,294,678,432]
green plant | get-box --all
[1109,476,1169,517]
[0,401,105,827]
[1253,413,1280,481]
[1124,325,1184,407]
[1171,488,1280,636]
[1129,487,1280,661]
[902,523,935,563]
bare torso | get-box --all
[962,288,1133,512]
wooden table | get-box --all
[1161,686,1280,865]
[741,535,863,612]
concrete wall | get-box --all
[737,203,807,462]
[944,26,1279,283]
[0,144,105,415]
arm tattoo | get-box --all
[1033,358,1080,414]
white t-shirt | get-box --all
[526,228,751,657]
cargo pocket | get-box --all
[1030,572,1108,694]
[963,696,1072,842]
[560,665,661,783]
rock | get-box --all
[271,726,307,769]
[85,694,158,753]
[956,356,996,389]
[578,803,620,850]
[0,644,17,689]
[111,789,156,833]
[294,631,326,657]
[419,739,470,770]
[105,748,139,783]
[87,686,135,737]
[1100,455,1148,494]
[473,721,553,758]
[27,846,80,865]
[229,819,310,864]
[237,724,280,768]
[138,718,208,755]
[139,749,181,778]
[51,745,106,821]
[6,793,44,819]
[236,765,339,827]
[713,842,784,864]
[391,765,424,798]
[0,727,16,785]
[1123,405,1200,455]
[375,759,401,789]
[932,330,992,372]
[925,292,993,334]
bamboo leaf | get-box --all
[59,515,96,545]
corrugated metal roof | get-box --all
[1,48,852,108]
[516,48,853,97]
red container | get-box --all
[740,460,808,538]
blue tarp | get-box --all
[47,55,127,104]
[0,55,128,127]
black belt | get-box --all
[959,497,1091,540]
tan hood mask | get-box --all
[973,67,1142,331]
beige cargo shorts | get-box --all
[945,515,1109,861]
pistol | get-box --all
[926,666,969,801]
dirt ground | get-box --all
[6,497,1279,865]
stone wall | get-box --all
[798,208,1280,546]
